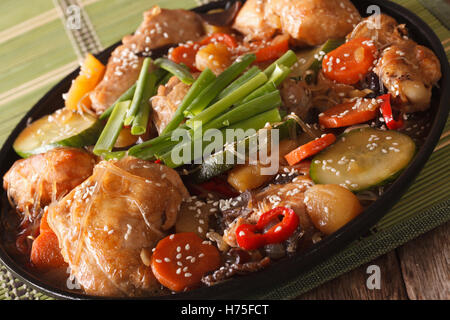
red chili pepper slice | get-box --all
[256,207,299,244]
[235,224,266,250]
[379,93,404,130]
[235,207,299,250]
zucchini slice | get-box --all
[310,128,416,191]
[13,108,104,158]
[291,39,344,83]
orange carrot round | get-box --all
[284,134,337,166]
[39,208,52,234]
[151,232,221,292]
[169,44,198,72]
[319,100,379,128]
[254,35,289,62]
[322,38,377,85]
[30,231,66,270]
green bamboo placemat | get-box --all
[0,0,449,300]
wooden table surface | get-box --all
[296,222,449,300]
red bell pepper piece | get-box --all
[236,207,299,250]
[379,93,404,130]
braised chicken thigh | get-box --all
[374,41,441,113]
[90,6,205,114]
[3,148,95,217]
[233,0,361,46]
[348,14,441,112]
[47,157,189,296]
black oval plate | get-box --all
[0,0,449,300]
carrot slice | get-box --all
[31,231,66,270]
[199,33,238,49]
[254,35,289,62]
[319,99,380,128]
[284,134,336,166]
[65,53,106,111]
[169,44,199,72]
[39,209,52,234]
[151,232,221,292]
[322,37,377,85]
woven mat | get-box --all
[0,0,449,300]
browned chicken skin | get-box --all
[3,148,95,218]
[375,41,441,113]
[47,157,189,296]
[90,6,205,114]
[347,13,408,48]
[233,0,361,46]
[232,0,277,41]
[349,14,441,112]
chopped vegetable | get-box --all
[318,99,380,128]
[322,37,377,85]
[101,67,167,120]
[151,232,221,292]
[186,71,268,129]
[115,127,138,148]
[131,71,158,135]
[13,108,103,158]
[31,230,66,270]
[379,94,405,130]
[267,64,292,86]
[65,53,105,111]
[162,68,216,134]
[124,58,152,126]
[216,66,260,100]
[202,90,282,132]
[39,209,51,234]
[235,207,299,250]
[169,33,238,72]
[154,58,195,85]
[161,108,282,168]
[239,81,277,105]
[304,184,363,235]
[183,53,257,118]
[188,120,297,183]
[263,50,297,77]
[227,163,273,192]
[169,44,198,71]
[284,133,336,166]
[309,128,416,191]
[254,35,289,63]
[93,100,131,156]
[196,43,233,74]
